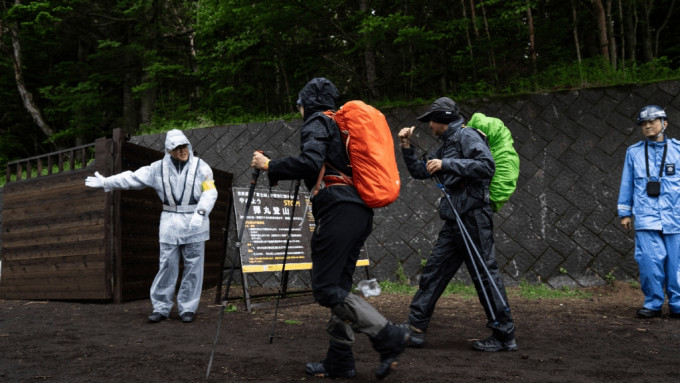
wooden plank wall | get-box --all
[115,142,164,302]
[0,169,110,300]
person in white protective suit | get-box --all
[618,105,680,319]
[85,129,218,323]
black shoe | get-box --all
[636,308,662,319]
[399,323,426,347]
[669,312,680,319]
[472,335,518,352]
[305,361,356,379]
[373,323,409,379]
[180,312,195,323]
[147,312,167,323]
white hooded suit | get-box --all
[87,129,218,316]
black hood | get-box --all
[298,77,340,118]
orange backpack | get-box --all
[319,100,401,208]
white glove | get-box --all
[189,212,203,231]
[85,171,106,188]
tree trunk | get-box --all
[461,0,477,80]
[122,21,138,138]
[469,0,480,39]
[572,0,583,65]
[606,0,617,69]
[139,71,157,127]
[641,0,654,61]
[526,0,537,74]
[6,8,55,139]
[360,0,378,99]
[479,1,497,79]
[618,0,625,70]
[190,1,200,100]
[593,0,610,62]
[653,0,675,57]
[624,0,637,61]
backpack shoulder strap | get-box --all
[466,125,489,147]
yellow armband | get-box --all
[202,180,216,191]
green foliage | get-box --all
[604,272,616,286]
[3,0,680,168]
[515,279,592,300]
[394,262,410,285]
[519,57,680,94]
[224,304,238,312]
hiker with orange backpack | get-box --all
[397,97,517,352]
[250,77,407,380]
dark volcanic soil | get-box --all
[1,281,678,382]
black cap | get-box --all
[416,97,461,123]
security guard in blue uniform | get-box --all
[618,105,680,319]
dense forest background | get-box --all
[1,0,679,171]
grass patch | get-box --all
[377,279,592,300]
[443,281,477,299]
[511,279,592,300]
[378,280,418,295]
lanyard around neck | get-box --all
[645,140,668,179]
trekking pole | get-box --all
[268,179,301,344]
[430,170,508,314]
[206,167,261,379]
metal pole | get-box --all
[206,168,261,379]
[268,179,301,343]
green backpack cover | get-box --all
[466,113,520,212]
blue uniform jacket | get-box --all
[617,138,680,233]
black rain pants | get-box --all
[408,205,515,341]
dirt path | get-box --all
[1,281,678,382]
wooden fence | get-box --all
[0,129,233,302]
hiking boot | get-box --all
[636,308,662,319]
[305,361,356,379]
[372,323,409,379]
[472,334,518,352]
[399,323,426,347]
[669,312,680,319]
[147,312,167,323]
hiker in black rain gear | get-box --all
[251,77,408,379]
[398,97,517,352]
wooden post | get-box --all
[95,132,117,302]
[111,129,124,303]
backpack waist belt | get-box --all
[322,174,353,187]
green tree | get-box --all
[2,0,680,171]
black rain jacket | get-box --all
[267,78,366,217]
[402,118,495,217]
